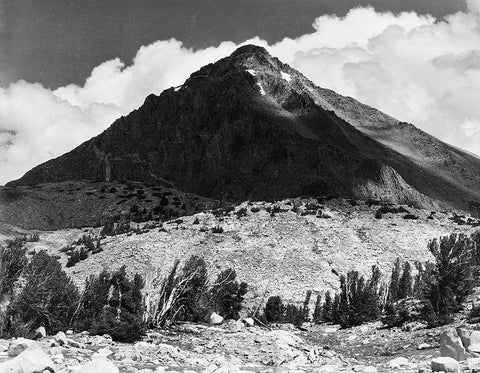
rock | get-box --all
[49,346,63,356]
[55,331,68,346]
[73,357,119,373]
[0,344,55,373]
[66,329,74,335]
[456,327,480,355]
[389,357,410,369]
[431,357,461,372]
[34,326,47,339]
[67,338,85,349]
[363,367,377,373]
[468,357,480,371]
[209,312,224,325]
[96,347,113,357]
[243,318,255,327]
[417,343,431,350]
[440,328,468,361]
[226,319,244,332]
[8,338,37,357]
[314,365,341,373]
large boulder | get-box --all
[0,343,56,373]
[456,327,480,355]
[8,338,37,357]
[71,357,119,373]
[440,328,469,361]
[431,357,460,372]
[209,312,224,325]
[34,326,46,339]
[55,331,68,346]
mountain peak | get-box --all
[230,44,270,59]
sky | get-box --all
[2,0,480,185]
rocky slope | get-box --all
[7,45,480,215]
[0,181,217,231]
[16,198,477,306]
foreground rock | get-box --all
[431,356,460,372]
[8,338,37,357]
[0,343,55,373]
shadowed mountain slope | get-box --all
[7,45,480,213]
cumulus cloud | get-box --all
[2,3,480,184]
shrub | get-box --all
[403,214,419,220]
[5,251,80,336]
[210,268,248,320]
[150,257,248,326]
[420,234,475,326]
[212,226,224,234]
[235,207,247,218]
[264,296,285,323]
[77,267,145,342]
[331,266,383,328]
[0,239,28,297]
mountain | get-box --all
[7,45,480,214]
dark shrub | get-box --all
[210,269,247,320]
[5,251,79,336]
[264,296,285,323]
[0,239,28,297]
[80,267,145,342]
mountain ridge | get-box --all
[7,45,480,215]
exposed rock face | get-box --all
[7,45,480,213]
[440,327,480,361]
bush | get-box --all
[5,251,80,336]
[210,268,248,320]
[420,234,475,326]
[0,239,28,297]
[212,226,224,234]
[331,266,383,328]
[149,256,248,327]
[264,296,285,323]
[76,267,145,342]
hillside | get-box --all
[16,198,477,306]
[0,181,218,231]
[7,45,480,217]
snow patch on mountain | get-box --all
[281,72,292,82]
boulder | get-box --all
[389,357,410,369]
[243,318,255,327]
[34,326,46,339]
[440,328,468,361]
[72,357,119,373]
[314,365,341,373]
[0,343,55,373]
[226,319,244,332]
[457,327,480,355]
[209,312,224,325]
[8,338,37,357]
[431,356,460,372]
[417,343,431,350]
[55,331,68,346]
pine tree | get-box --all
[313,294,322,323]
[323,291,333,322]
[398,261,413,299]
[6,251,80,336]
[388,258,401,302]
[302,290,312,322]
[264,296,284,322]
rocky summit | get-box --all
[6,45,480,215]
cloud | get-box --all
[1,3,480,184]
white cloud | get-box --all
[2,4,480,184]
